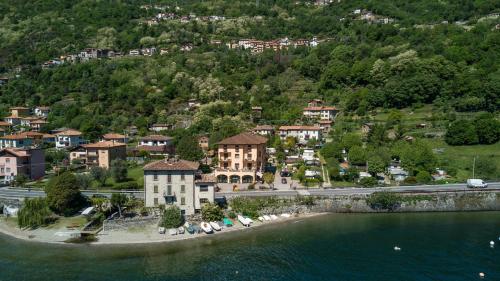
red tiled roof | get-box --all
[83,141,126,149]
[144,159,199,171]
[136,145,168,152]
[253,125,274,131]
[217,133,267,145]
[103,133,126,139]
[57,129,82,136]
[279,126,322,131]
[17,132,44,138]
[0,121,11,126]
[0,134,31,140]
[303,106,337,111]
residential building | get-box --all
[215,133,268,184]
[70,141,127,169]
[143,158,216,215]
[29,120,49,132]
[307,99,324,107]
[0,128,4,137]
[251,106,262,120]
[303,106,339,121]
[9,107,30,117]
[0,121,11,132]
[137,135,174,156]
[0,148,45,184]
[55,129,85,149]
[0,135,33,149]
[252,125,275,136]
[198,136,209,152]
[4,115,22,126]
[102,133,128,144]
[317,120,333,133]
[278,126,322,144]
[34,106,50,118]
[149,123,172,132]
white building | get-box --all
[55,129,85,149]
[34,106,50,118]
[252,125,274,136]
[143,158,216,215]
[303,106,339,121]
[139,135,173,146]
[278,126,322,144]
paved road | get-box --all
[1,182,499,200]
[217,182,500,198]
[0,187,143,200]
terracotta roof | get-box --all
[217,133,267,145]
[303,106,337,111]
[43,134,56,138]
[21,117,40,121]
[196,174,216,183]
[253,125,274,131]
[0,148,30,157]
[56,129,82,136]
[36,106,50,110]
[279,126,322,131]
[144,159,199,171]
[318,120,333,124]
[103,133,126,139]
[18,132,44,138]
[0,121,11,126]
[9,107,29,110]
[0,134,31,140]
[4,115,21,119]
[150,123,170,127]
[141,135,172,141]
[83,141,126,149]
[31,120,48,124]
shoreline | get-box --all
[0,212,328,246]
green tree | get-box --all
[366,192,402,211]
[416,170,432,184]
[110,193,128,217]
[201,203,224,221]
[359,177,377,188]
[348,146,366,165]
[110,159,128,183]
[90,166,110,187]
[445,120,478,145]
[75,173,93,190]
[176,135,204,161]
[15,174,28,188]
[160,206,183,228]
[17,198,54,229]
[263,172,275,187]
[475,157,498,180]
[45,172,85,216]
[474,115,500,144]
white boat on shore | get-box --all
[210,222,221,231]
[168,228,177,236]
[281,213,291,218]
[200,222,213,234]
[263,215,271,221]
[258,216,264,222]
[177,226,185,234]
[238,215,252,227]
[270,215,278,220]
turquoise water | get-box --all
[0,212,499,281]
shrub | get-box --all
[18,198,55,229]
[403,176,417,184]
[113,181,139,190]
[359,177,377,187]
[110,159,128,183]
[160,206,183,228]
[366,192,402,211]
[416,170,432,184]
[201,203,224,221]
[227,210,236,219]
[45,172,86,216]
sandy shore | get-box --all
[0,213,327,246]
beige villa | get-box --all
[70,141,126,169]
[143,158,216,215]
[215,132,268,184]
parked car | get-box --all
[281,178,287,184]
[467,179,488,188]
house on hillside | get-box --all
[34,106,50,118]
[55,129,85,149]
[136,135,174,156]
[102,133,128,144]
[303,106,339,121]
[0,148,45,183]
[0,135,33,149]
[278,126,322,144]
[252,125,274,136]
[70,141,126,169]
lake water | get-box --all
[0,212,499,281]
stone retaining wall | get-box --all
[228,191,500,215]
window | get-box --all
[180,173,185,181]
[6,168,10,173]
[247,145,251,150]
[235,145,239,152]
[5,158,9,163]
[199,185,209,192]
[181,197,186,205]
[167,174,171,183]
[235,153,240,159]
[200,198,209,204]
[153,172,158,181]
[235,163,240,170]
[154,185,158,193]
[167,185,172,195]
[154,198,158,206]
[180,185,185,193]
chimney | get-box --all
[164,153,170,162]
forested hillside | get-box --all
[0,0,499,142]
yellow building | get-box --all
[215,133,267,184]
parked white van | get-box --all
[467,179,488,188]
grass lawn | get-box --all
[45,216,88,230]
[97,164,144,190]
[425,139,500,181]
